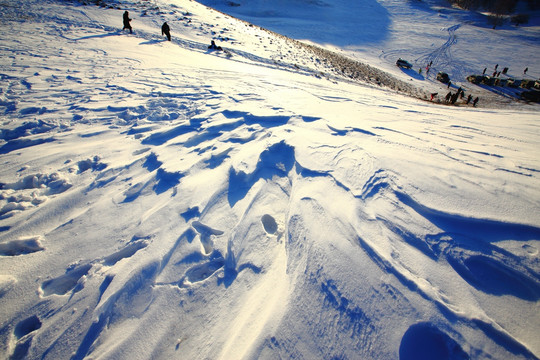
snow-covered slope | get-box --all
[0,0,539,359]
[202,0,540,107]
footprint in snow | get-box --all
[399,322,468,360]
[102,238,149,266]
[261,214,278,234]
[40,263,92,297]
[10,315,42,359]
[0,236,44,256]
[192,221,224,255]
[179,256,225,287]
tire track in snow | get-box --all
[380,24,460,77]
[415,24,460,73]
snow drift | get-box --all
[0,0,539,359]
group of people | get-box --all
[442,87,479,106]
[430,87,478,106]
[483,64,507,78]
[422,61,433,75]
[122,10,171,42]
[482,64,530,78]
[122,10,223,49]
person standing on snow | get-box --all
[123,11,132,34]
[162,22,171,41]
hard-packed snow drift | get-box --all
[0,0,539,359]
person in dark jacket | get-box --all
[473,97,479,107]
[123,11,132,33]
[208,40,223,51]
[162,22,171,41]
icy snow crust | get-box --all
[0,0,539,359]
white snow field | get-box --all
[0,0,539,359]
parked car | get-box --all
[396,58,413,69]
[437,72,450,84]
[507,79,521,88]
[482,76,496,86]
[467,75,485,84]
[521,79,535,89]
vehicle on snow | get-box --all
[520,79,535,89]
[507,79,521,88]
[467,75,485,84]
[494,78,510,87]
[396,58,413,69]
[436,72,450,84]
[482,76,497,86]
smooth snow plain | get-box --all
[0,0,539,359]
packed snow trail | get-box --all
[0,0,539,359]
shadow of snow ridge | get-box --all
[228,140,295,207]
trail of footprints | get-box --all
[3,236,150,358]
[0,156,106,220]
[3,211,279,357]
[37,237,151,298]
[179,213,279,287]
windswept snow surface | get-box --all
[0,0,539,359]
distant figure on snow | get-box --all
[208,40,223,51]
[524,67,528,75]
[466,94,472,104]
[123,11,132,33]
[473,97,479,107]
[430,92,437,101]
[482,67,487,75]
[162,22,171,41]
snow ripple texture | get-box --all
[0,0,539,359]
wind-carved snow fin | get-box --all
[192,220,224,255]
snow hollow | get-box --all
[0,0,539,359]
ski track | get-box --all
[0,0,539,359]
